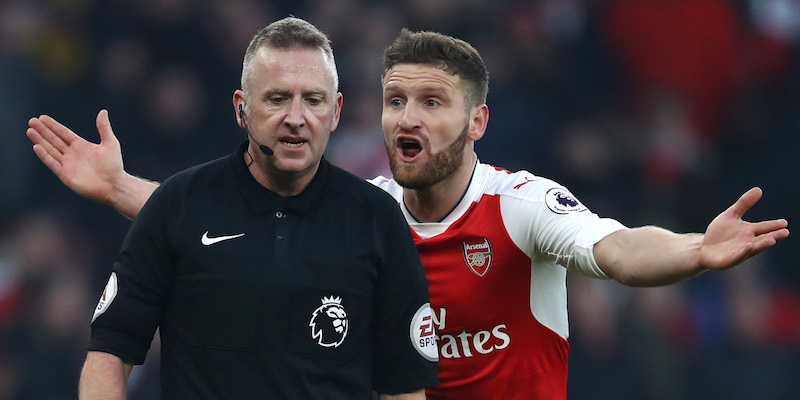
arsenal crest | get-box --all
[462,238,493,277]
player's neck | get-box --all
[403,152,476,223]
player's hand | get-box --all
[699,187,789,270]
[27,109,124,205]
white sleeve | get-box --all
[572,218,628,279]
[501,186,627,280]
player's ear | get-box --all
[467,104,488,142]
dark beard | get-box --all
[388,124,469,189]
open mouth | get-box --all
[280,138,306,148]
[399,138,422,159]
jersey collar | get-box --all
[231,140,329,215]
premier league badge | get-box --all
[545,187,587,214]
[309,296,349,348]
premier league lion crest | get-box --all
[309,296,349,348]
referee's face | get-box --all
[241,46,343,180]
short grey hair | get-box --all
[241,17,339,102]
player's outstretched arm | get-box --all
[27,109,158,219]
[594,187,789,287]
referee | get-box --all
[77,18,438,399]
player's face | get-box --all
[243,46,342,177]
[381,64,471,189]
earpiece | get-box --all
[238,104,247,126]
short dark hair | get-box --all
[241,17,338,96]
[382,29,489,109]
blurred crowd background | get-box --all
[1,0,798,399]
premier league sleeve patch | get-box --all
[409,303,439,362]
[545,187,587,214]
[92,272,118,323]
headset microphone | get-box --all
[239,104,274,156]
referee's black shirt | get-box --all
[89,141,438,399]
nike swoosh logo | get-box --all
[201,231,245,245]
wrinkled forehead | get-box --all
[251,45,338,91]
[382,63,462,93]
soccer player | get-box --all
[28,27,788,399]
[31,18,438,399]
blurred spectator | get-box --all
[325,88,391,179]
[604,0,745,140]
[0,211,93,400]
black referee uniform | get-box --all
[89,141,438,398]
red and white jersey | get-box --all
[370,161,627,399]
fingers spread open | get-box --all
[31,143,65,179]
[28,116,69,154]
[748,225,789,257]
[751,219,790,236]
[27,123,64,162]
[38,114,80,150]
